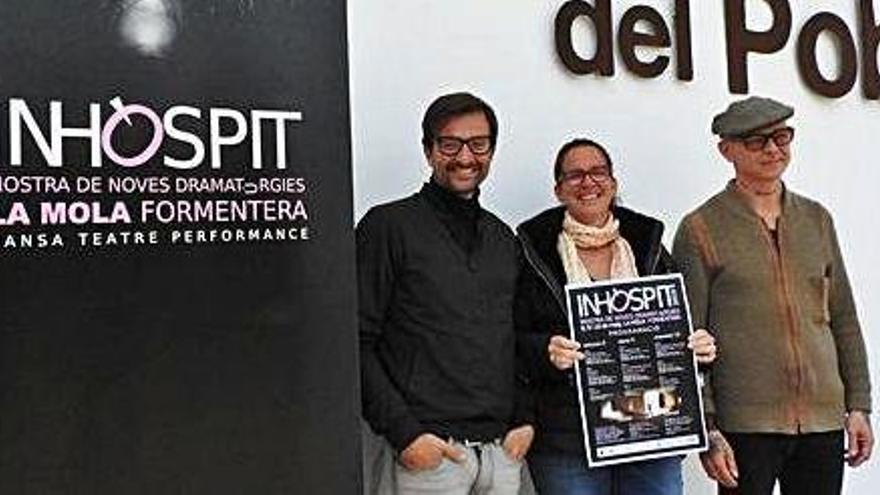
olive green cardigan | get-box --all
[673,182,871,433]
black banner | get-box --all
[0,1,359,492]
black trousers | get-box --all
[719,430,844,495]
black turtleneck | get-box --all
[421,179,482,254]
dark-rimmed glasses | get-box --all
[738,127,795,152]
[435,136,493,157]
[558,167,613,186]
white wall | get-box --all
[349,1,879,493]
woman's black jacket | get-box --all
[515,205,674,455]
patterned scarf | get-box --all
[557,211,638,283]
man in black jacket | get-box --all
[357,92,533,494]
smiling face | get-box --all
[719,121,792,185]
[424,111,493,198]
[554,144,617,226]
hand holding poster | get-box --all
[565,273,707,467]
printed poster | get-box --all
[565,274,708,467]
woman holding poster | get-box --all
[514,138,716,494]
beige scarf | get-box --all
[557,211,638,283]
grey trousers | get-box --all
[362,422,536,495]
[394,440,520,495]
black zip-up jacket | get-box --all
[358,185,523,451]
[515,205,673,454]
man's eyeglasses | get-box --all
[558,167,613,186]
[435,136,493,157]
[737,127,795,152]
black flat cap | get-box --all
[711,96,794,137]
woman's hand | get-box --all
[547,335,585,370]
[688,328,717,364]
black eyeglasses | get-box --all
[738,127,795,151]
[558,167,613,186]
[434,135,493,157]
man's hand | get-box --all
[548,335,585,370]
[700,430,738,488]
[688,328,717,364]
[502,424,535,461]
[399,433,466,471]
[846,410,874,467]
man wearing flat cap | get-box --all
[673,96,873,494]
